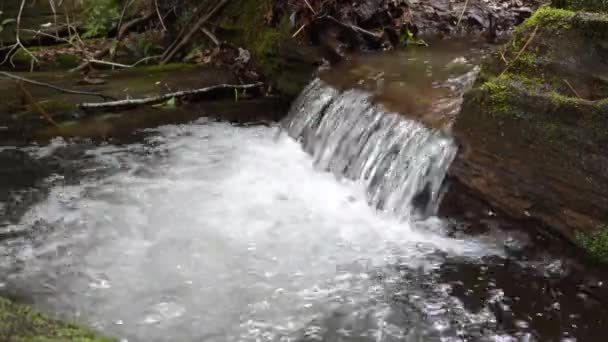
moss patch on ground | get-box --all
[576,224,608,262]
[0,297,115,342]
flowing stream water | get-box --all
[1,42,607,341]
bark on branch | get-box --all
[79,82,263,110]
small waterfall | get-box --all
[283,79,457,219]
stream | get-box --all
[1,41,607,341]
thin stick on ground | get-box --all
[80,82,263,109]
[499,25,539,77]
[0,71,115,100]
[17,81,60,127]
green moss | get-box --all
[479,76,516,117]
[220,0,290,59]
[516,6,575,32]
[0,297,115,342]
[10,48,37,66]
[576,224,608,261]
[548,91,580,106]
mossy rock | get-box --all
[552,0,608,12]
[450,7,608,246]
[0,297,115,341]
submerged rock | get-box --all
[450,7,608,250]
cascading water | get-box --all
[283,78,457,218]
[1,48,603,342]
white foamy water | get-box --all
[0,120,504,342]
[284,79,458,218]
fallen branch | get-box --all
[79,82,263,109]
[0,71,115,100]
[161,0,230,64]
[86,55,162,69]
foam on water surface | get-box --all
[1,119,505,341]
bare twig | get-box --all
[563,79,583,99]
[161,0,230,64]
[17,81,60,127]
[499,25,538,77]
[0,71,115,100]
[201,27,220,46]
[1,0,39,70]
[292,24,307,38]
[455,0,470,32]
[80,82,263,109]
[155,0,168,31]
[499,50,509,65]
[319,16,383,41]
[304,0,317,14]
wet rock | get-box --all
[450,7,608,247]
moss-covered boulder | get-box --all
[0,297,115,341]
[450,7,608,248]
